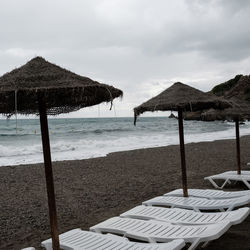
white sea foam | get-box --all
[0,118,250,166]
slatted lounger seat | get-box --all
[223,170,250,175]
[120,205,250,225]
[165,189,250,199]
[41,228,185,250]
[142,196,250,212]
[90,217,231,250]
[204,173,250,189]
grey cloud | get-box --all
[1,0,249,63]
[139,2,250,62]
[186,0,250,15]
[0,0,250,117]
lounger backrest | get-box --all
[143,196,250,211]
[41,228,185,250]
[120,205,250,225]
[165,189,250,199]
[90,217,231,243]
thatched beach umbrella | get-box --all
[0,57,123,249]
[134,82,232,197]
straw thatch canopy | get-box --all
[201,107,250,121]
[184,99,250,121]
[134,82,232,118]
[0,57,123,116]
[203,97,250,121]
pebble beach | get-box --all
[0,136,250,249]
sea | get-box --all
[0,117,250,167]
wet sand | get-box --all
[0,136,250,249]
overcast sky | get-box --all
[0,0,250,118]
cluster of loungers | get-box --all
[25,170,250,250]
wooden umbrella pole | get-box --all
[38,95,60,250]
[177,107,188,197]
[235,119,241,175]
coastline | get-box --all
[0,136,250,249]
[2,117,250,168]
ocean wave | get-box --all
[1,117,250,166]
[92,128,133,134]
[0,133,39,137]
[0,127,134,137]
[0,144,42,157]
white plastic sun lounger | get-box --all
[204,172,250,189]
[120,205,250,225]
[41,228,185,250]
[165,189,250,199]
[142,196,250,212]
[222,170,250,175]
[90,217,231,250]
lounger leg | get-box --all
[193,207,200,212]
[243,180,250,189]
[226,205,234,212]
[188,238,201,250]
[201,241,210,248]
[230,180,239,185]
[206,178,222,189]
[220,179,230,189]
[206,177,231,189]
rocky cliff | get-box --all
[184,75,250,121]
